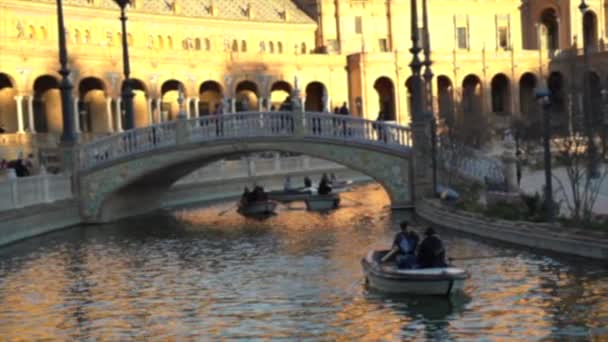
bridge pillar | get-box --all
[410,120,433,201]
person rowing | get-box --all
[381,221,419,269]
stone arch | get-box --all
[583,10,599,52]
[519,72,537,121]
[436,75,454,126]
[461,74,482,115]
[128,78,149,128]
[304,82,327,112]
[78,77,108,133]
[405,77,413,121]
[270,81,292,110]
[161,79,184,121]
[0,73,17,132]
[461,74,485,147]
[539,8,560,50]
[548,71,567,135]
[80,140,412,223]
[235,80,259,112]
[491,73,511,115]
[584,71,602,128]
[199,81,223,115]
[373,77,396,121]
[33,75,61,133]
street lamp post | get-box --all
[536,85,554,222]
[421,0,437,196]
[55,0,76,144]
[113,0,134,130]
[579,0,599,178]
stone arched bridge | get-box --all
[77,111,416,223]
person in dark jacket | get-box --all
[417,227,448,268]
[317,175,332,195]
[382,221,420,269]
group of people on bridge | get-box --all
[382,221,448,269]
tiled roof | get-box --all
[36,0,315,24]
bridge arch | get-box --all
[78,113,413,222]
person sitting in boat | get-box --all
[382,221,419,269]
[284,175,295,192]
[252,185,268,201]
[241,186,251,205]
[417,227,448,268]
[318,176,332,195]
[330,173,337,184]
[304,176,312,188]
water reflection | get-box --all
[0,183,606,340]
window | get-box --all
[232,39,238,52]
[195,38,201,50]
[269,41,274,53]
[205,38,211,51]
[277,42,283,53]
[259,41,266,52]
[301,42,307,54]
[457,27,468,49]
[498,26,509,49]
[355,16,362,34]
[378,38,389,52]
[128,33,133,46]
[241,40,247,52]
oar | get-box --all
[218,202,238,216]
[448,254,513,262]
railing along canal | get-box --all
[80,112,412,170]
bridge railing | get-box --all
[437,141,505,185]
[80,121,177,170]
[188,111,295,142]
[303,112,411,149]
[79,111,411,171]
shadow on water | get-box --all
[363,290,472,339]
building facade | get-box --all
[0,0,606,159]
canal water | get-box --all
[0,184,606,340]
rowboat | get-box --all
[305,193,340,211]
[267,188,313,202]
[237,200,278,216]
[361,250,469,296]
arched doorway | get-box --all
[0,73,17,132]
[583,11,599,52]
[548,71,567,135]
[519,73,537,120]
[199,81,223,115]
[33,75,61,133]
[539,8,559,50]
[461,74,485,146]
[304,82,327,112]
[437,75,454,127]
[491,74,511,115]
[78,77,108,133]
[373,77,396,121]
[235,80,258,112]
[161,79,185,121]
[405,77,413,122]
[129,78,149,128]
[270,81,292,110]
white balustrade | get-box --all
[79,111,413,171]
[0,172,72,211]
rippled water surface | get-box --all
[0,184,607,340]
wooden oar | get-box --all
[448,254,513,262]
[218,202,238,216]
[380,246,399,263]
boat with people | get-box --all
[361,249,469,296]
[237,199,278,216]
[305,193,340,211]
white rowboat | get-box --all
[361,250,469,296]
[305,194,340,211]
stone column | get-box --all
[14,95,24,133]
[114,98,123,132]
[194,99,200,118]
[258,97,264,111]
[156,98,162,122]
[147,97,154,125]
[73,97,81,133]
[185,98,192,118]
[27,95,36,133]
[105,98,114,132]
[230,98,236,113]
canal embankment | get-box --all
[417,199,608,262]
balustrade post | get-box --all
[273,152,281,172]
[176,118,190,145]
[7,169,18,208]
[302,155,310,169]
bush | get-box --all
[484,201,525,221]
